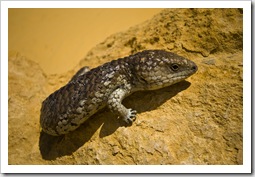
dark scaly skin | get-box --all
[40,50,197,136]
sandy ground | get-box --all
[8,8,243,166]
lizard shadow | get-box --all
[39,80,190,160]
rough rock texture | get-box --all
[8,8,243,165]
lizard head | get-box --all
[133,50,197,90]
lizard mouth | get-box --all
[166,63,198,85]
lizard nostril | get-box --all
[192,65,197,71]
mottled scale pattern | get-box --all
[40,50,197,136]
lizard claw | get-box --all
[123,109,137,124]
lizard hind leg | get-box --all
[69,66,90,83]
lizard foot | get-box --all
[123,109,137,124]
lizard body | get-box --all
[40,50,197,136]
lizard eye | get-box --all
[170,63,179,71]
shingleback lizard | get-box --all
[40,50,197,136]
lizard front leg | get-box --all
[69,66,90,83]
[107,87,137,124]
